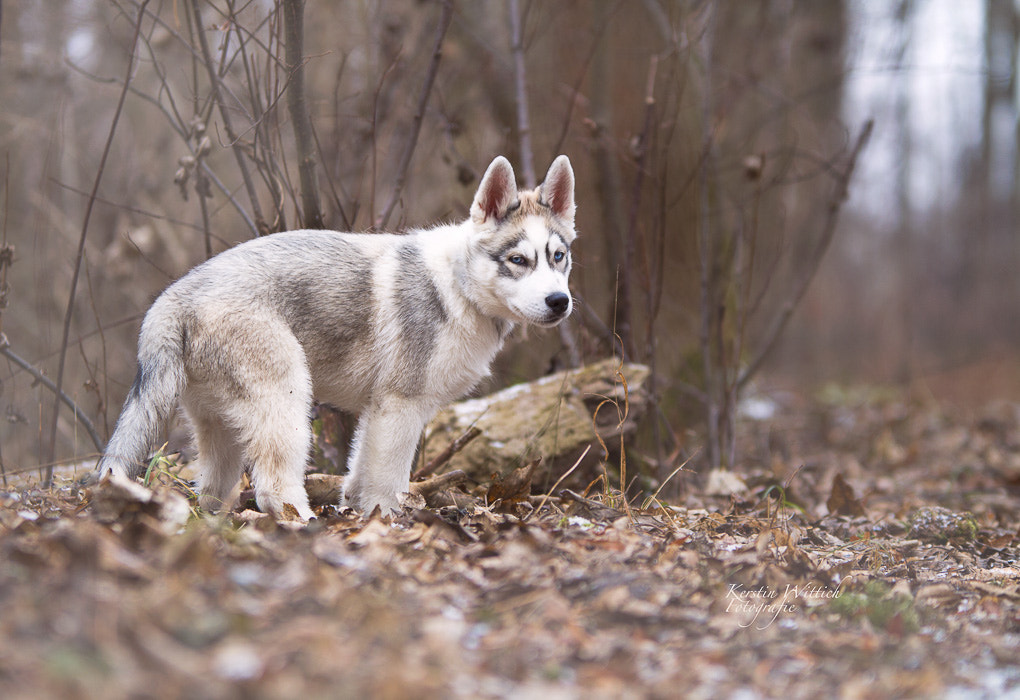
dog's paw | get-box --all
[255,491,315,523]
[357,494,403,517]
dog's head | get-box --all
[465,155,576,328]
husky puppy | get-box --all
[95,156,576,519]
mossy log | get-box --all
[421,358,650,487]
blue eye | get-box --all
[553,251,565,263]
[508,254,527,265]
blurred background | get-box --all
[0,1,1017,481]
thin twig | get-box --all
[376,0,453,230]
[42,1,149,486]
[641,448,697,510]
[737,119,874,390]
[525,444,591,521]
[114,1,272,236]
[368,52,404,229]
[577,296,624,358]
[551,17,604,158]
[61,45,259,238]
[1,156,11,337]
[412,426,482,481]
[696,4,720,468]
[81,255,110,437]
[1,158,10,487]
[590,0,634,360]
[184,1,214,257]
[1,457,104,479]
[310,117,351,230]
[4,338,103,452]
[200,162,260,237]
[230,0,289,232]
[189,0,267,235]
[622,53,658,357]
[724,148,764,468]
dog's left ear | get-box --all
[539,155,575,224]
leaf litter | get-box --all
[1,393,1019,698]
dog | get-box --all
[95,155,577,520]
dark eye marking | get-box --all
[485,233,528,262]
[546,232,570,267]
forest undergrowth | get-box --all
[1,386,1019,699]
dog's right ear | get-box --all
[540,155,575,225]
[471,156,519,224]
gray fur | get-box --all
[392,242,447,397]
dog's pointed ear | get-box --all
[471,156,519,223]
[540,155,575,224]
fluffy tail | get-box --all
[95,299,187,480]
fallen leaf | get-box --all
[827,473,866,517]
[486,459,539,505]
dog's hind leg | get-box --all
[228,340,315,521]
[185,314,315,521]
[241,402,314,522]
[186,407,245,514]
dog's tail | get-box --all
[95,296,187,481]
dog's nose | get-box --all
[545,292,570,315]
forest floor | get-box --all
[1,386,1019,699]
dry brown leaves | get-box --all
[1,395,1019,698]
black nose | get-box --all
[545,292,570,315]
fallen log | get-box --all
[422,358,650,488]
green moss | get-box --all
[907,506,978,543]
[829,580,919,633]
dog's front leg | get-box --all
[342,397,435,514]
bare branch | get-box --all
[409,470,470,504]
[188,0,268,235]
[590,0,634,360]
[696,5,720,468]
[412,426,481,481]
[551,25,602,159]
[738,119,874,390]
[1,339,104,453]
[508,0,536,189]
[230,0,284,231]
[311,116,351,230]
[42,0,149,485]
[376,0,453,230]
[282,0,324,229]
[64,37,258,238]
[623,53,659,349]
